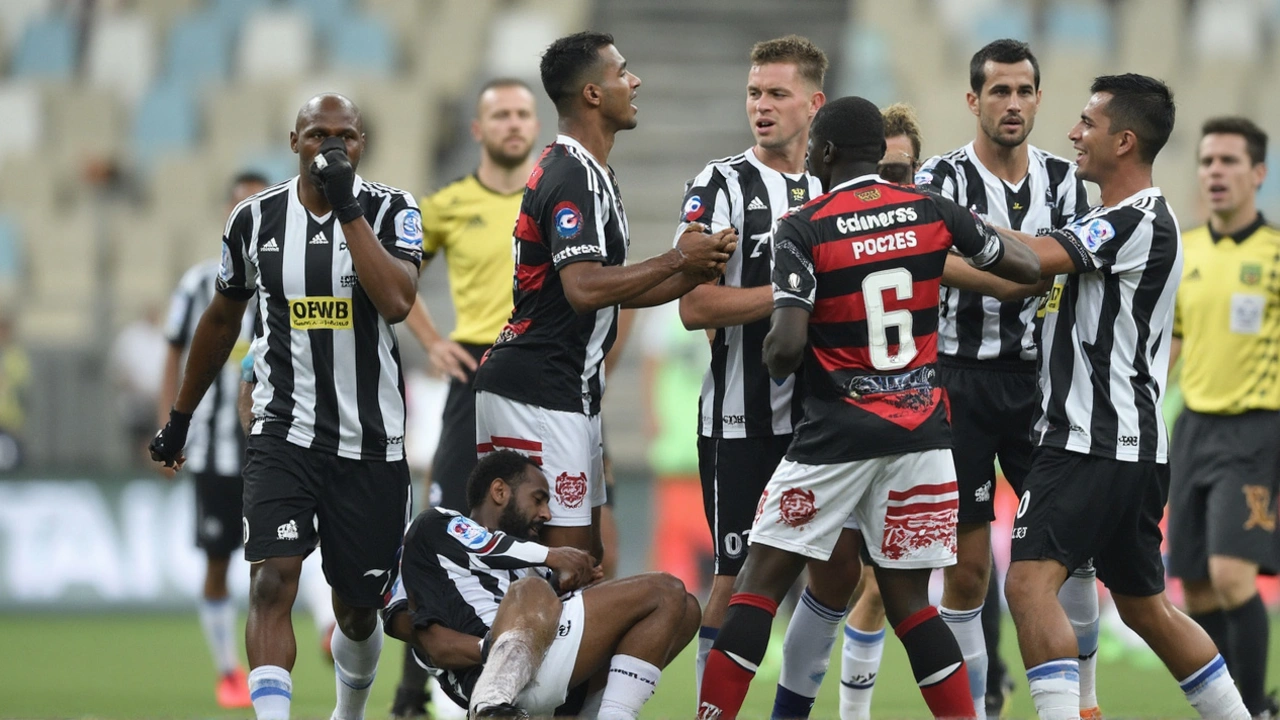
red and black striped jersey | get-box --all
[771,174,1004,464]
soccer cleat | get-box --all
[471,703,529,720]
[216,667,252,709]
[390,685,430,720]
[1081,706,1103,720]
[984,673,1014,719]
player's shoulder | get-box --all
[423,174,476,205]
[1181,224,1212,245]
[914,147,967,185]
[359,177,417,206]
[692,151,749,180]
[531,141,600,193]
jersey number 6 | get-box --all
[862,267,918,371]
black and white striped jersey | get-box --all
[675,147,821,438]
[393,507,553,706]
[474,135,629,416]
[1033,187,1182,463]
[915,143,1088,363]
[216,175,424,461]
[164,259,256,476]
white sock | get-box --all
[470,629,540,714]
[840,623,885,720]
[330,618,383,720]
[940,604,986,719]
[1180,655,1250,719]
[696,627,717,704]
[1059,567,1099,709]
[198,597,239,675]
[778,588,845,701]
[597,654,662,720]
[1026,659,1079,720]
[248,665,292,720]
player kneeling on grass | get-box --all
[384,450,701,719]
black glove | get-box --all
[309,136,363,224]
[149,408,192,468]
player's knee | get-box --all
[1001,565,1043,613]
[336,605,378,641]
[248,562,297,609]
[507,576,561,624]
[946,558,989,604]
[1113,594,1172,638]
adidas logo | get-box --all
[261,238,280,252]
[747,196,767,211]
[1188,268,1201,280]
[309,231,329,245]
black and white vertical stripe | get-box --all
[163,260,255,476]
[917,143,1088,362]
[676,148,821,438]
[1034,188,1182,462]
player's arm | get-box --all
[930,194,1040,283]
[414,624,484,669]
[764,306,811,378]
[404,298,477,382]
[673,177,770,329]
[993,206,1146,279]
[941,253,1052,301]
[763,219,816,378]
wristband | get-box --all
[333,199,363,226]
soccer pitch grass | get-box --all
[3,612,1278,718]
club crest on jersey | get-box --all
[1081,218,1115,250]
[855,188,881,202]
[1241,262,1262,286]
[791,187,808,203]
[219,243,233,281]
[913,169,933,186]
[682,194,705,222]
[777,488,818,528]
[395,208,424,248]
[554,202,583,239]
[555,471,588,509]
[447,516,495,550]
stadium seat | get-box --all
[325,13,396,75]
[0,214,23,286]
[44,86,127,164]
[285,0,351,37]
[1259,150,1280,218]
[842,26,896,109]
[967,1,1033,47]
[164,11,232,88]
[131,82,199,170]
[484,5,557,80]
[210,0,271,33]
[11,13,76,80]
[0,0,52,49]
[1193,0,1262,61]
[84,12,158,105]
[0,83,43,168]
[237,8,315,82]
[1045,0,1112,54]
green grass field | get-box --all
[1,611,1277,718]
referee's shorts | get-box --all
[430,342,489,514]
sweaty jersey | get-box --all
[1174,215,1280,414]
[916,143,1087,363]
[770,175,1006,464]
[474,135,630,415]
[676,147,821,438]
[216,175,423,461]
[421,174,522,345]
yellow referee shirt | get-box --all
[1174,215,1280,414]
[421,174,522,346]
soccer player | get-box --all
[158,171,267,709]
[393,77,541,720]
[150,93,424,720]
[1168,116,1280,718]
[669,34,829,705]
[1000,75,1250,719]
[697,95,1041,720]
[384,450,701,719]
[472,31,737,560]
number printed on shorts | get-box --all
[861,268,918,371]
[1016,491,1030,518]
[723,531,745,558]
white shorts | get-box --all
[475,391,606,527]
[749,449,959,569]
[514,591,586,713]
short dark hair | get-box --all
[228,171,269,200]
[1091,74,1176,165]
[812,96,885,163]
[540,31,615,113]
[969,39,1040,94]
[750,35,828,89]
[1201,116,1268,166]
[465,450,541,511]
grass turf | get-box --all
[1,611,1277,718]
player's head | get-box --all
[967,39,1041,149]
[746,35,828,151]
[1198,116,1267,217]
[466,450,551,541]
[540,31,640,132]
[806,96,885,190]
[473,78,540,170]
[291,93,365,175]
[1070,74,1175,182]
[227,171,269,213]
[879,103,922,185]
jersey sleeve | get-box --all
[163,265,203,347]
[1057,167,1090,226]
[437,514,549,569]
[672,166,734,245]
[771,216,818,310]
[913,155,958,200]
[374,189,424,269]
[420,190,446,258]
[215,203,258,301]
[928,192,1006,265]
[1045,206,1148,274]
[545,162,608,270]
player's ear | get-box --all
[966,91,980,118]
[1116,129,1139,160]
[489,477,509,505]
[290,130,299,154]
[1253,159,1267,190]
[582,82,602,109]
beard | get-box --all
[982,115,1032,148]
[485,138,533,170]
[498,501,543,542]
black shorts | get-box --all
[938,358,1036,524]
[1168,409,1280,581]
[194,472,244,557]
[242,434,411,608]
[431,343,488,514]
[698,434,791,575]
[1010,447,1168,597]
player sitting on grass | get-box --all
[383,450,701,719]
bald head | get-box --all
[296,93,363,133]
[291,92,367,176]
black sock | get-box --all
[983,559,1005,693]
[1191,608,1233,674]
[714,594,778,666]
[1226,594,1269,714]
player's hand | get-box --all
[428,338,478,383]
[309,137,363,224]
[149,408,192,470]
[676,225,738,277]
[545,547,599,592]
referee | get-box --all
[1168,116,1279,718]
[151,93,423,720]
[393,77,541,720]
